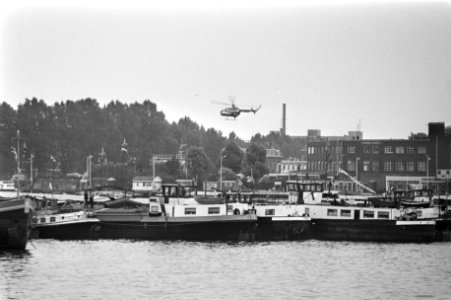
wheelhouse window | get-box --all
[184,208,196,215]
[377,211,389,219]
[363,210,374,218]
[208,207,220,214]
[327,209,338,216]
[340,209,351,217]
[265,209,275,216]
[50,217,56,222]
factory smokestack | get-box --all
[281,103,286,136]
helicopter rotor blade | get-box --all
[211,100,230,106]
[228,95,236,105]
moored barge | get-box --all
[93,184,256,241]
[0,196,34,250]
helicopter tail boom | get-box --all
[251,105,261,114]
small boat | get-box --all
[394,189,433,208]
[0,196,34,250]
[32,210,100,240]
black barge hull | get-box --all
[311,219,437,243]
[0,198,33,250]
[96,215,257,241]
[32,220,101,240]
[256,216,311,240]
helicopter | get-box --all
[213,96,261,119]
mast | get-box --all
[12,130,23,200]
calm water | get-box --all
[1,240,450,300]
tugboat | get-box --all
[0,196,34,250]
[92,183,257,241]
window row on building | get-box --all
[307,146,343,155]
[307,145,428,155]
[349,145,427,154]
[307,160,428,173]
[346,160,427,172]
[307,161,340,172]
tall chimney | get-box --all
[282,103,286,135]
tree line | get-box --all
[1,98,295,188]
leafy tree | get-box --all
[186,146,212,188]
[202,128,225,165]
[220,167,236,180]
[222,142,244,173]
[0,98,239,186]
[228,131,237,140]
[0,102,17,178]
[165,158,182,179]
[16,98,57,176]
[242,142,269,182]
[409,132,428,140]
[172,117,203,146]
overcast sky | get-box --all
[1,0,451,140]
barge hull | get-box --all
[96,215,256,241]
[33,220,101,240]
[0,198,33,250]
[256,216,311,240]
[311,219,437,243]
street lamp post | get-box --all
[425,155,431,189]
[219,155,224,192]
[219,152,228,192]
[355,157,360,192]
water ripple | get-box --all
[0,240,450,299]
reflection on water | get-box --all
[1,240,450,299]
